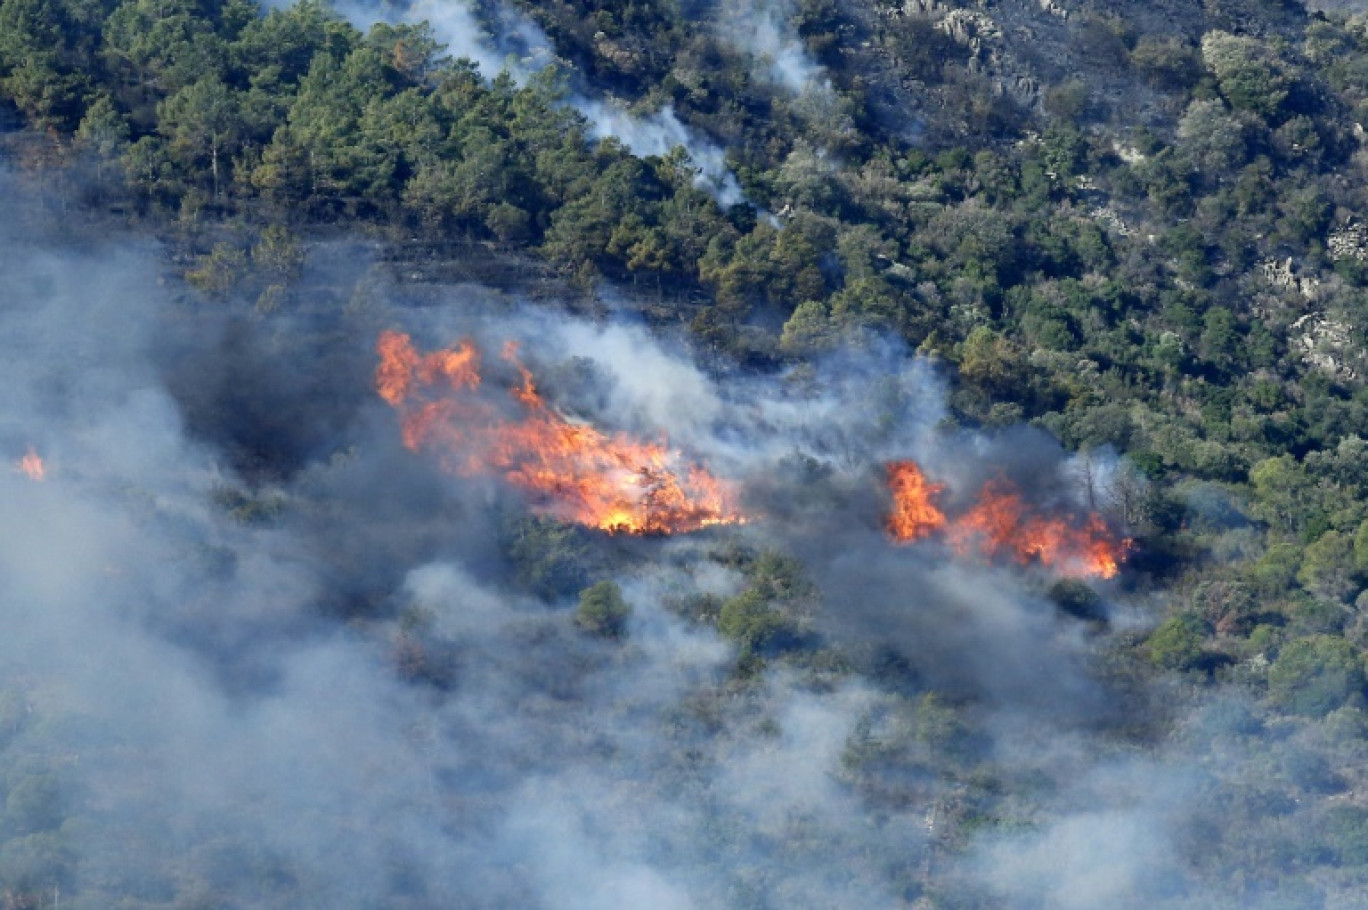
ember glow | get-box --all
[15,447,45,481]
[886,461,1131,579]
[376,331,746,535]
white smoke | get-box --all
[325,0,746,205]
[716,0,831,97]
[577,100,746,207]
[4,165,1347,908]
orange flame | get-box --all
[886,461,1130,579]
[885,460,947,541]
[15,448,45,481]
[376,331,746,535]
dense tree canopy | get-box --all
[9,0,1368,904]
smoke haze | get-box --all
[0,171,1350,909]
[715,0,830,97]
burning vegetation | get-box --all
[886,459,1131,579]
[376,332,1130,572]
[885,460,947,542]
[376,330,746,535]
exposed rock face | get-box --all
[1089,205,1134,237]
[1292,313,1359,381]
[902,0,945,15]
[1329,221,1368,263]
[936,9,1003,49]
[1260,257,1322,302]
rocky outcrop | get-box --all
[1260,257,1321,302]
[1291,313,1359,381]
[1329,221,1368,263]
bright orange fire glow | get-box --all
[15,448,45,481]
[376,331,746,535]
[886,461,1131,579]
[885,460,947,541]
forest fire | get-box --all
[376,331,746,535]
[885,460,946,541]
[15,448,45,481]
[886,460,1130,579]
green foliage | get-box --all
[1131,35,1204,91]
[1268,635,1365,717]
[957,327,1027,398]
[504,516,591,600]
[74,92,130,157]
[1048,579,1105,622]
[718,588,791,654]
[185,242,248,298]
[1249,542,1304,600]
[250,224,304,279]
[1250,456,1318,536]
[158,75,240,194]
[1298,530,1360,602]
[1201,31,1292,119]
[714,549,811,657]
[575,580,632,638]
[1148,613,1208,671]
[12,0,1368,902]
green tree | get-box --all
[74,93,131,187]
[158,75,240,196]
[1200,31,1291,119]
[1199,307,1240,370]
[1249,542,1304,600]
[1148,613,1207,671]
[958,327,1028,398]
[250,224,304,280]
[1249,455,1318,536]
[185,242,247,298]
[103,0,228,97]
[718,588,790,654]
[779,299,841,355]
[1268,635,1365,716]
[232,0,352,85]
[0,0,100,128]
[505,516,591,600]
[270,44,396,207]
[1176,99,1253,177]
[1130,35,1203,91]
[575,580,632,638]
[1354,519,1368,575]
[1299,530,1359,602]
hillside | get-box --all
[3,0,1368,907]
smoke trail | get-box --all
[716,0,831,97]
[326,0,746,205]
[576,100,746,207]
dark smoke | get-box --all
[0,169,1343,910]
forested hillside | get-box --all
[5,0,1368,907]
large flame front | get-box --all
[15,447,45,481]
[376,331,745,535]
[886,460,1130,579]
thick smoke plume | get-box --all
[0,169,1335,909]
